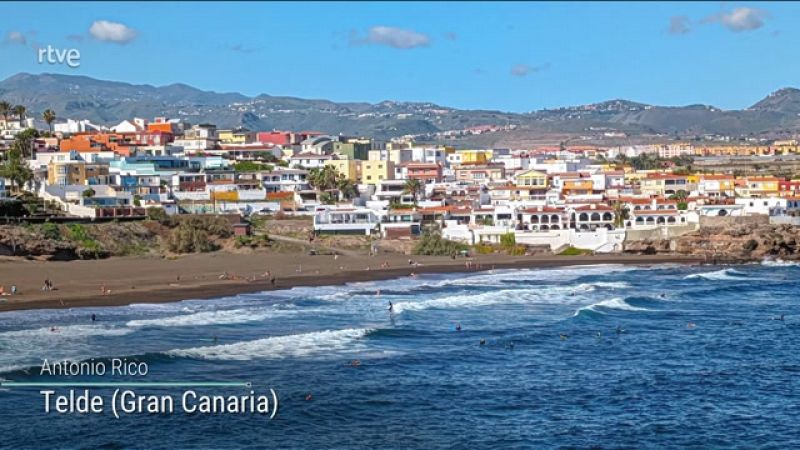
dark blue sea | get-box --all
[1,262,799,449]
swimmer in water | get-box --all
[455,323,462,331]
[596,331,602,339]
[479,339,486,346]
[350,359,361,367]
[508,341,515,350]
[616,325,624,335]
[560,333,569,340]
[305,393,313,401]
[687,322,696,329]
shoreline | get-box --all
[0,253,708,313]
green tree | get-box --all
[0,101,10,122]
[82,188,96,198]
[612,200,629,228]
[42,109,56,132]
[403,178,423,205]
[12,105,26,122]
[0,155,33,192]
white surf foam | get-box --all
[126,308,297,328]
[685,268,747,281]
[166,328,371,361]
[574,297,648,316]
[761,258,800,267]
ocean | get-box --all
[1,262,799,449]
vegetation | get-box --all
[307,166,358,201]
[413,227,468,256]
[234,161,274,172]
[40,223,61,240]
[42,109,56,132]
[558,246,593,256]
[500,232,516,248]
[82,188,95,198]
[165,215,233,253]
[403,178,423,205]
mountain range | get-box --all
[2,73,800,145]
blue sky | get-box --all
[0,1,797,112]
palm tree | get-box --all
[403,178,423,205]
[0,101,10,123]
[12,105,26,123]
[612,200,629,228]
[42,109,56,132]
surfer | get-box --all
[559,333,569,340]
[350,359,361,367]
[479,339,486,346]
[388,301,394,313]
[91,314,96,323]
[305,393,313,401]
[455,323,462,331]
[616,325,624,335]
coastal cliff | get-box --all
[625,222,800,261]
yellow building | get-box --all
[47,161,109,186]
[737,176,780,198]
[360,160,395,184]
[640,174,692,197]
[326,159,360,181]
[217,129,255,145]
[458,149,493,165]
[515,169,548,188]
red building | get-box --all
[406,163,443,183]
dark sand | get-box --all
[0,251,705,312]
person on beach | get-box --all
[11,285,17,295]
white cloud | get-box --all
[703,7,768,32]
[5,31,26,45]
[511,63,549,77]
[89,20,138,43]
[668,16,691,35]
[352,26,430,49]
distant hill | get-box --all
[1,72,800,143]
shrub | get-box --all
[146,207,171,225]
[413,228,468,256]
[167,223,214,253]
[474,243,495,254]
[500,232,516,248]
[743,239,759,252]
[508,245,527,256]
[40,222,61,240]
[559,246,592,256]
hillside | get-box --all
[2,72,800,143]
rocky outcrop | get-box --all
[0,222,159,261]
[624,223,800,261]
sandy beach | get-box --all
[0,251,707,312]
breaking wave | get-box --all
[126,308,297,328]
[761,259,800,267]
[165,328,372,361]
[574,297,649,317]
[685,268,749,281]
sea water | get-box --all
[1,262,799,449]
